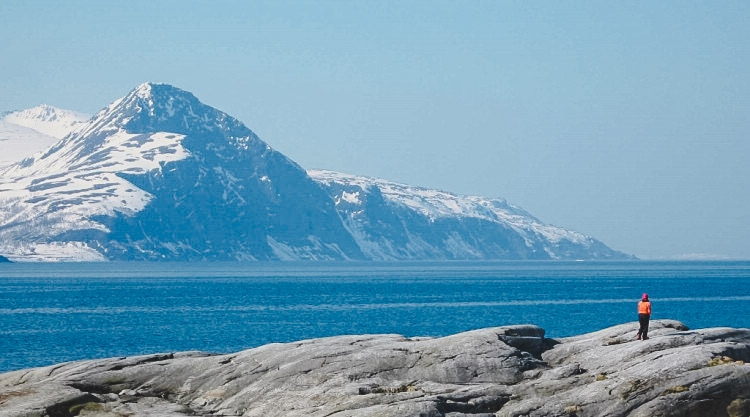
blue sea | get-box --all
[1,260,749,373]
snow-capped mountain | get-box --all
[2,105,89,138]
[309,170,626,260]
[0,105,89,168]
[0,83,630,261]
[0,83,361,261]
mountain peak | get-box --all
[90,83,249,139]
[133,81,155,95]
[117,82,198,121]
[1,105,89,139]
[128,82,194,106]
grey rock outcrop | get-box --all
[1,321,749,417]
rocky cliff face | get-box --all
[1,321,748,417]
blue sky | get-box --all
[2,1,749,259]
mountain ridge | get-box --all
[0,105,88,168]
[308,169,618,260]
[0,83,631,261]
[1,104,88,138]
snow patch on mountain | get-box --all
[0,122,57,168]
[1,242,106,262]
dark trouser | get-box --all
[637,313,650,339]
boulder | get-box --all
[0,321,748,417]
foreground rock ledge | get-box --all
[1,320,749,417]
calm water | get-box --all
[1,260,749,373]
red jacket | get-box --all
[638,300,652,315]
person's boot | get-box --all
[636,332,641,340]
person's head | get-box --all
[642,293,649,301]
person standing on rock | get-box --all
[636,293,652,340]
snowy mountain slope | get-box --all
[0,83,630,261]
[0,121,57,168]
[0,91,192,260]
[2,105,89,138]
[309,170,628,260]
[0,83,362,261]
[0,105,88,168]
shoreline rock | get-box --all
[1,320,749,416]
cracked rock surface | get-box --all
[1,320,749,417]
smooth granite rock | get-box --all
[1,321,748,417]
